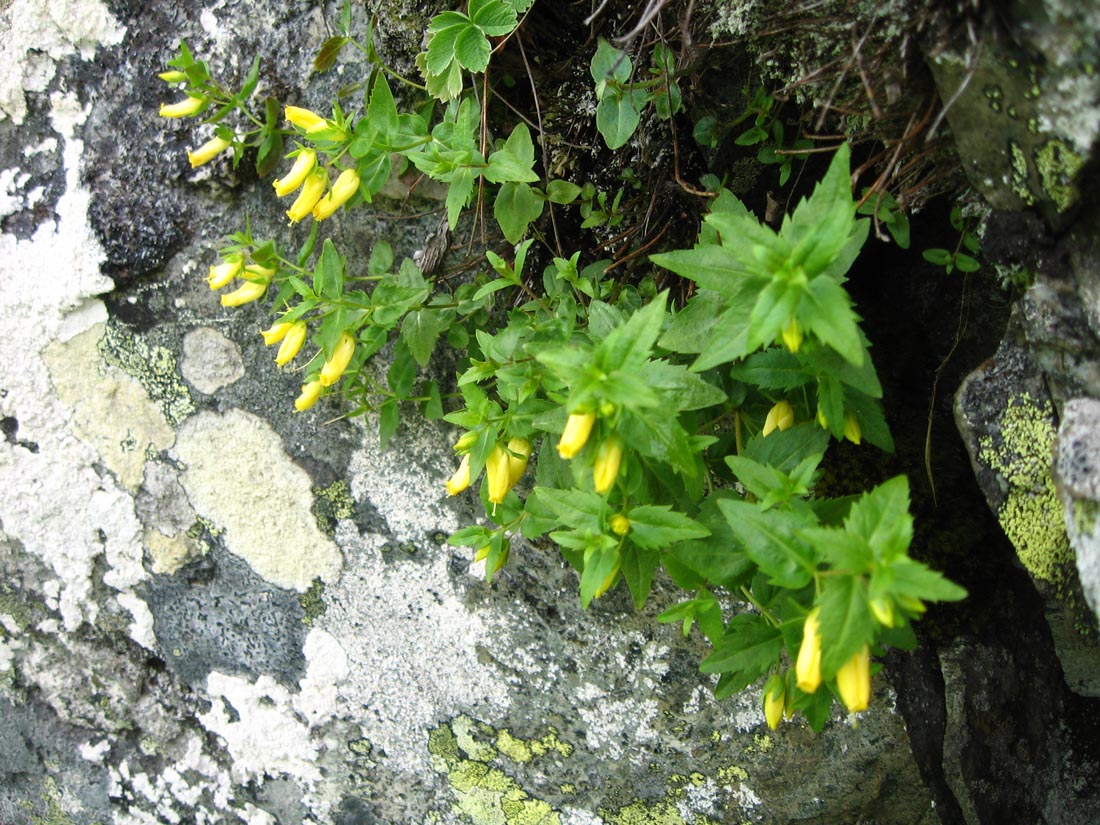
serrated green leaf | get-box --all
[799,526,870,570]
[699,614,783,693]
[315,238,344,300]
[845,476,912,560]
[718,500,816,588]
[728,349,810,390]
[742,423,830,475]
[784,143,857,277]
[621,543,659,609]
[470,0,518,35]
[378,398,399,450]
[691,301,754,371]
[532,487,605,531]
[658,290,722,354]
[625,505,710,550]
[579,538,621,608]
[638,361,727,411]
[387,343,418,399]
[401,308,449,367]
[314,36,351,73]
[596,292,667,373]
[454,24,491,72]
[747,278,802,352]
[816,374,845,438]
[446,166,476,228]
[801,275,863,366]
[887,557,967,602]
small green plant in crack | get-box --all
[923,205,981,274]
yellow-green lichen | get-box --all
[313,479,356,535]
[299,578,326,626]
[717,765,748,784]
[1009,141,1037,206]
[599,799,685,825]
[495,727,572,764]
[100,322,194,426]
[978,394,1073,586]
[428,719,563,825]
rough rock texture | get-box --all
[0,0,1098,824]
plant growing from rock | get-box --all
[157,1,966,730]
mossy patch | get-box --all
[313,479,356,535]
[299,578,326,626]
[99,321,194,426]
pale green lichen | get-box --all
[1009,141,1037,206]
[978,394,1073,586]
[100,321,194,426]
[428,718,566,824]
[1035,138,1085,212]
[299,578,326,626]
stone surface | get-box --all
[1055,398,1100,623]
[1,1,1099,824]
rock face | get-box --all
[0,1,1097,824]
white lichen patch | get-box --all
[180,326,246,394]
[0,90,150,636]
[317,521,511,775]
[171,409,343,591]
[45,322,175,492]
[0,0,126,124]
[199,671,323,784]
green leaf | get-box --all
[728,349,810,390]
[590,38,631,84]
[424,379,444,420]
[692,302,754,371]
[532,487,605,531]
[799,525,870,571]
[313,36,351,73]
[888,557,967,602]
[400,308,449,367]
[546,179,582,204]
[747,278,802,352]
[783,143,857,277]
[699,614,783,695]
[621,543,660,609]
[742,423,830,475]
[454,24,491,72]
[446,166,476,229]
[845,476,912,561]
[387,343,418,399]
[596,292,667,373]
[425,13,469,75]
[955,253,980,272]
[801,275,863,366]
[315,238,345,300]
[638,361,727,411]
[718,500,817,588]
[366,74,399,143]
[817,574,873,677]
[596,88,643,150]
[494,181,544,243]
[626,505,710,550]
[378,398,399,451]
[579,537,621,608]
[665,493,755,588]
[470,0,518,35]
[659,290,722,354]
[922,248,952,266]
[485,122,538,182]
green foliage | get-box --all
[161,8,967,733]
[923,206,981,274]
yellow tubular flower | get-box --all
[781,317,803,354]
[220,279,268,307]
[593,433,624,494]
[762,674,785,731]
[275,321,308,366]
[557,412,596,459]
[609,513,630,536]
[158,70,187,83]
[261,322,293,346]
[836,644,872,713]
[187,135,232,168]
[446,454,472,496]
[312,168,361,220]
[843,412,862,445]
[795,608,823,693]
[485,444,513,505]
[453,431,479,452]
[208,255,243,290]
[593,562,621,599]
[273,149,318,197]
[159,96,205,118]
[505,438,531,488]
[320,332,356,386]
[294,380,323,412]
[286,170,328,223]
[284,105,325,130]
[762,400,795,437]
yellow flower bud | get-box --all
[187,135,232,168]
[506,439,532,487]
[453,431,479,453]
[762,400,795,436]
[558,412,596,459]
[294,379,323,412]
[485,444,513,505]
[284,105,325,131]
[207,255,243,290]
[158,70,187,83]
[261,322,293,346]
[762,674,785,730]
[275,321,308,366]
[159,95,205,118]
[869,598,895,628]
[286,170,328,223]
[843,412,862,445]
[781,317,803,354]
[836,644,871,713]
[795,608,822,693]
[312,168,361,221]
[273,149,318,197]
[320,332,356,386]
[593,433,623,494]
[446,454,471,496]
[609,513,630,536]
[817,407,829,429]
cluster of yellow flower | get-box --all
[557,412,623,494]
[762,608,873,730]
[762,399,862,445]
[445,436,532,508]
[273,107,361,223]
